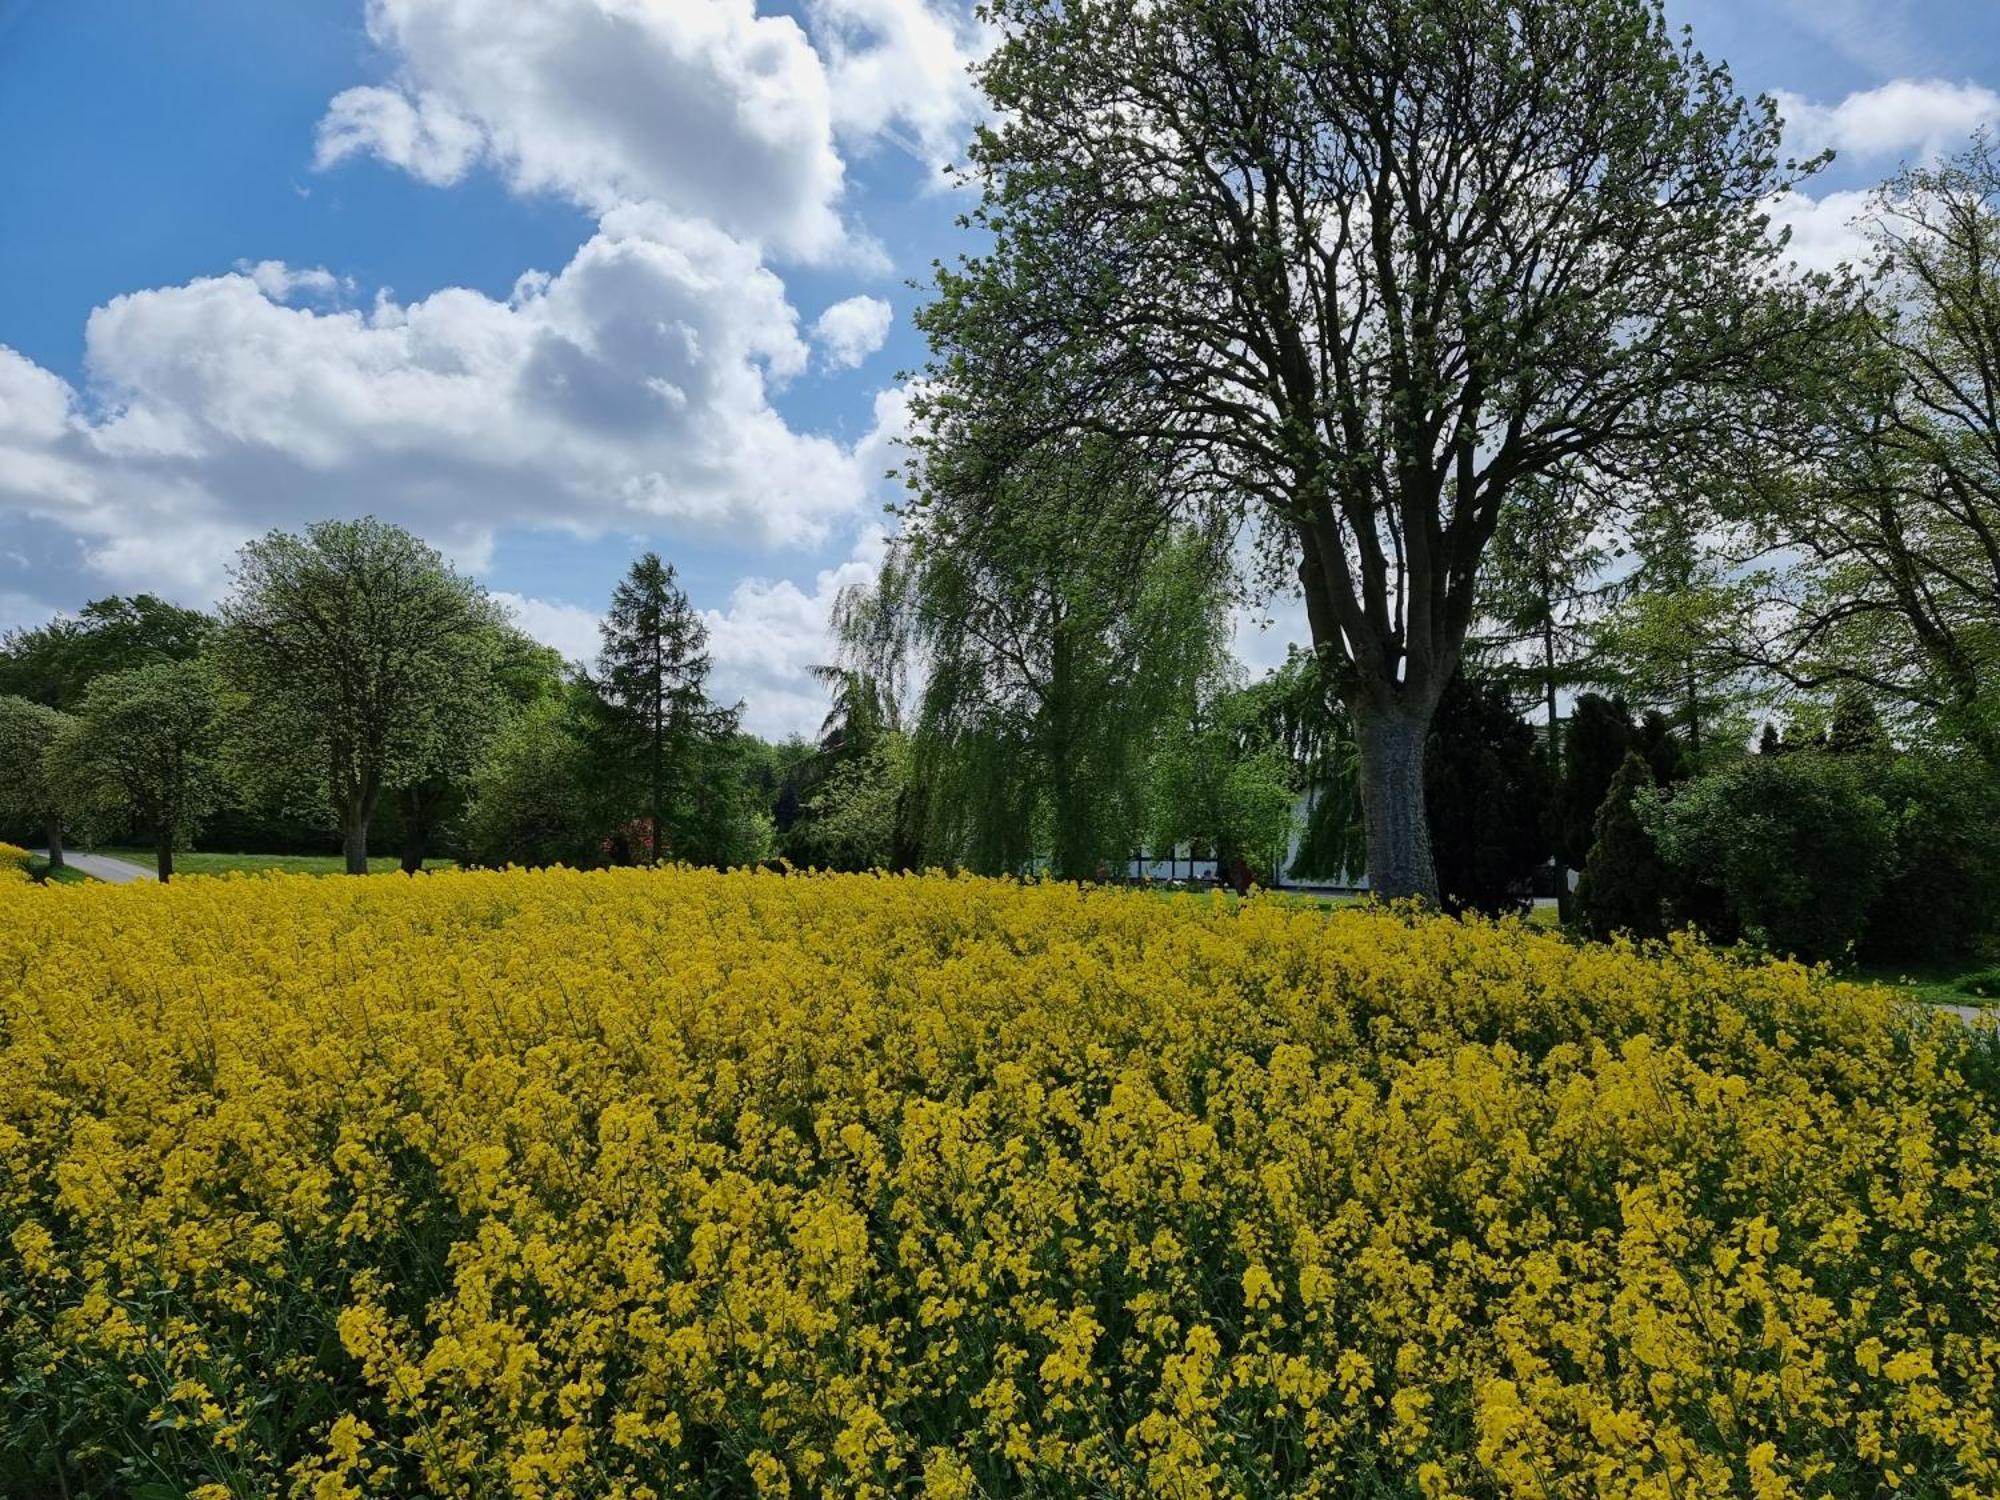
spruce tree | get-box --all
[1828,687,1889,756]
[1553,693,1633,874]
[1633,710,1693,786]
[1575,752,1673,941]
[592,554,735,863]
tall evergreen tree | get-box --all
[1827,687,1890,757]
[1575,752,1674,940]
[1423,673,1551,915]
[591,554,737,863]
[1633,710,1695,786]
[1553,693,1634,881]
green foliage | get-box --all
[1476,470,1611,732]
[1862,752,2000,963]
[851,437,1232,879]
[460,695,614,870]
[0,594,212,710]
[1645,754,1893,961]
[1422,674,1550,915]
[49,660,224,878]
[1827,687,1890,757]
[1575,753,1676,940]
[589,553,739,863]
[218,518,506,870]
[1633,710,1695,786]
[0,696,72,845]
[1147,679,1297,886]
[1592,496,1759,762]
[783,733,911,873]
[1553,693,1633,872]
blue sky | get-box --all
[1,0,1996,734]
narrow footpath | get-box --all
[31,850,156,885]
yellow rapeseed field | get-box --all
[0,842,30,882]
[1,867,1996,1498]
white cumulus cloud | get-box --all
[1777,78,2000,163]
[813,294,893,368]
[809,0,990,174]
[1764,187,1878,275]
[0,207,882,602]
[494,526,889,739]
[493,590,604,667]
[704,526,889,738]
[316,0,855,260]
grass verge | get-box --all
[94,848,453,878]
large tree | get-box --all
[589,554,739,864]
[850,437,1233,879]
[918,0,1833,899]
[219,519,505,874]
[0,594,212,710]
[1422,671,1550,914]
[49,661,221,881]
[1745,138,2000,766]
[0,695,75,867]
[1595,487,1760,763]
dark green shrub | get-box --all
[1646,754,1892,961]
[1863,754,2000,963]
[1575,752,1675,939]
[1424,673,1550,914]
[1552,692,1630,871]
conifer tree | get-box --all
[592,554,737,863]
[1575,752,1673,940]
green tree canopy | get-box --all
[1574,751,1676,941]
[0,695,75,866]
[1422,673,1550,915]
[1147,675,1298,891]
[917,0,1835,899]
[218,518,506,874]
[0,594,212,710]
[848,437,1234,879]
[49,660,223,881]
[1744,136,2000,766]
[587,553,742,865]
[1645,754,1893,961]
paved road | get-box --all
[30,849,155,884]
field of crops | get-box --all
[2,867,1996,1498]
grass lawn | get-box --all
[28,857,94,884]
[95,848,454,878]
[1839,957,2000,1008]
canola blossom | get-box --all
[0,843,29,882]
[1,866,1996,1498]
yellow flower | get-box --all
[0,866,1992,1497]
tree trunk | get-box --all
[399,783,436,874]
[42,816,63,872]
[1544,615,1569,924]
[155,826,174,884]
[343,795,372,875]
[1353,704,1438,904]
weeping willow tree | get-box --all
[1250,649,1367,883]
[842,437,1235,879]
